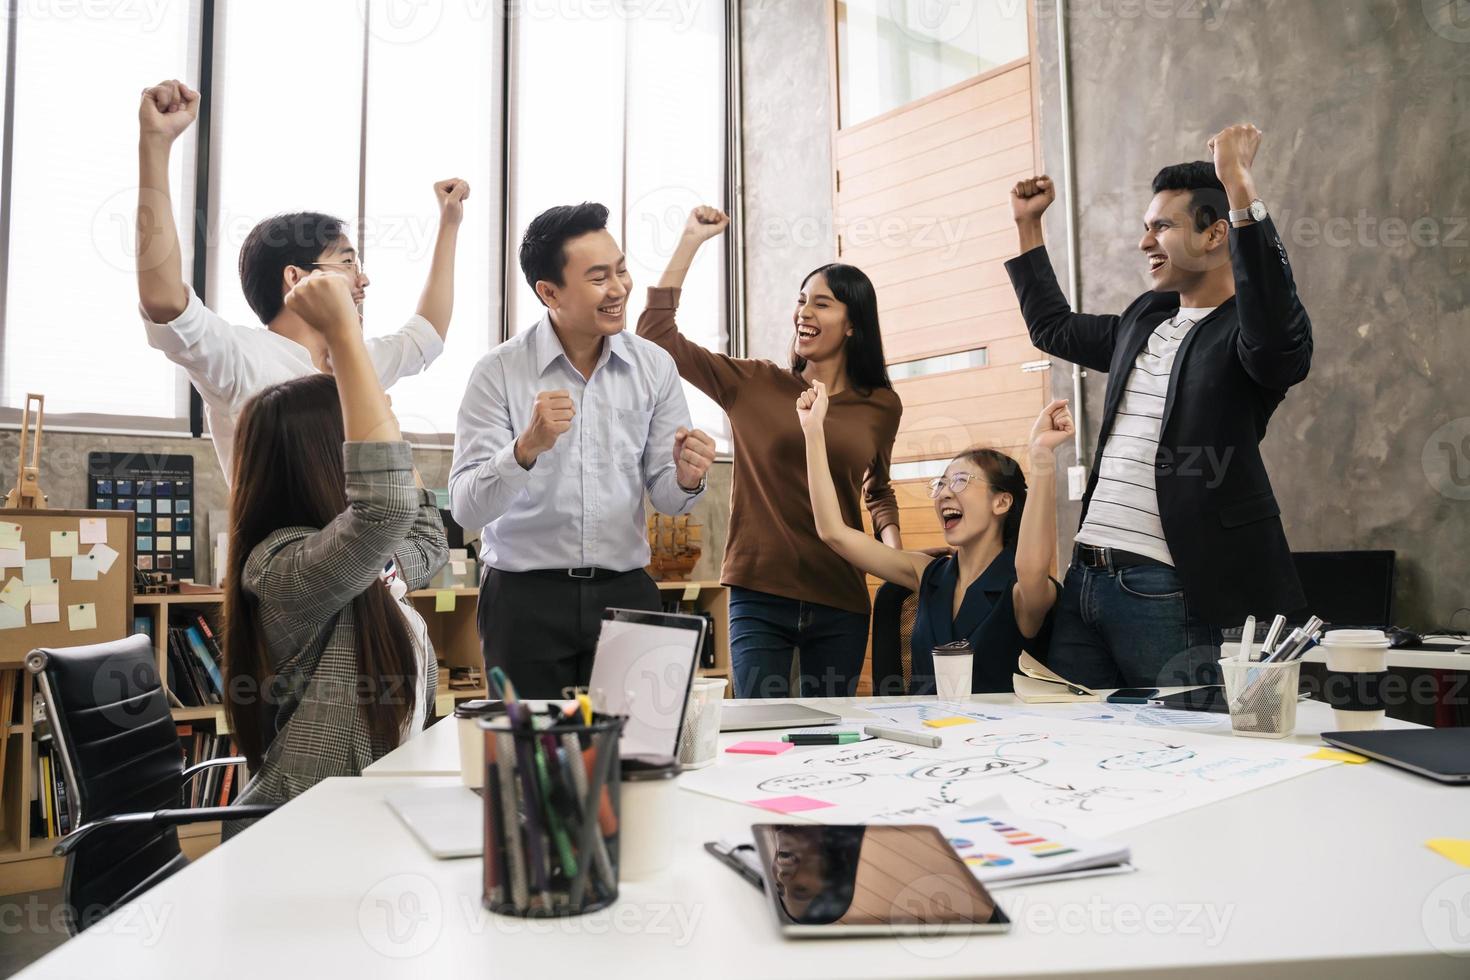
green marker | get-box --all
[783,731,863,745]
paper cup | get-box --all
[677,678,727,769]
[932,643,974,699]
[1321,629,1390,731]
[455,701,503,788]
[618,755,680,879]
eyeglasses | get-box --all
[927,472,990,498]
[311,259,365,276]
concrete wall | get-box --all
[739,0,837,362]
[1030,0,1470,629]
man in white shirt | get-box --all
[135,79,467,480]
[451,202,716,697]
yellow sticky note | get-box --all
[682,584,700,601]
[51,531,79,559]
[435,590,456,613]
[1426,839,1470,868]
[214,710,231,736]
[1305,748,1369,764]
[923,716,977,729]
[0,578,27,612]
[0,522,20,550]
[31,580,59,605]
[435,692,455,717]
[68,602,97,632]
[71,554,100,582]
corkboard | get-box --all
[0,509,136,665]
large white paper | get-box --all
[681,714,1336,839]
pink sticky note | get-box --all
[748,795,836,814]
[726,741,793,756]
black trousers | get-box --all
[478,568,662,698]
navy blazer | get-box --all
[1004,218,1312,625]
[908,550,1055,695]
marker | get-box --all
[782,732,861,745]
[1237,615,1256,661]
[1260,615,1287,662]
[863,725,942,749]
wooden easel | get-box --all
[4,393,45,509]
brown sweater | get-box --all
[638,287,902,615]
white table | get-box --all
[18,698,1470,978]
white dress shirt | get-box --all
[143,286,444,480]
[449,313,702,573]
[1075,306,1216,566]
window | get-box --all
[507,0,732,448]
[836,0,1029,127]
[1,1,199,427]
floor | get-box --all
[0,889,69,978]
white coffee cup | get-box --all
[932,642,974,699]
[455,701,502,788]
[618,755,680,879]
[1321,629,1390,731]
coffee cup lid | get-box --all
[455,699,505,719]
[1322,629,1390,647]
[933,640,973,656]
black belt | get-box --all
[1073,543,1167,571]
[517,567,632,583]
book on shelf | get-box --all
[660,598,717,669]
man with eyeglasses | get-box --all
[135,78,469,481]
[1005,125,1313,690]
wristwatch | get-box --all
[1228,199,1268,224]
[680,474,707,495]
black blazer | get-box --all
[1004,217,1312,626]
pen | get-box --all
[863,725,942,749]
[782,732,861,745]
[1260,615,1287,662]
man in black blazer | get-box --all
[1004,124,1312,689]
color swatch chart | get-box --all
[87,452,195,578]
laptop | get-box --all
[1223,550,1396,642]
[588,608,708,758]
[720,703,843,732]
[1321,729,1470,784]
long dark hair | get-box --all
[957,448,1028,549]
[791,263,892,394]
[223,374,416,770]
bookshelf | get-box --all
[0,578,730,894]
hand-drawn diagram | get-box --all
[680,715,1335,839]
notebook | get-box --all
[1012,653,1100,703]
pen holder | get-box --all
[1219,658,1301,739]
[677,677,727,770]
[480,713,625,918]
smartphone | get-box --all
[1148,686,1229,713]
[1106,688,1160,704]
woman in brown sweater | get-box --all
[637,206,903,698]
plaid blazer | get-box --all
[225,442,447,837]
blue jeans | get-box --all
[1047,561,1222,690]
[728,587,870,699]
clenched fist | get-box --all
[681,205,730,243]
[515,390,575,469]
[435,178,470,227]
[673,427,716,491]
[1010,176,1056,223]
[283,272,358,339]
[140,79,199,143]
[796,380,830,434]
[1028,398,1075,455]
[1209,124,1262,185]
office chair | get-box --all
[25,633,276,934]
[870,581,918,696]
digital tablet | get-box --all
[589,608,707,758]
[1321,728,1470,784]
[750,824,1010,938]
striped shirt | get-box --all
[1075,307,1216,566]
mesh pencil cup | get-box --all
[1218,658,1301,738]
[677,677,727,769]
[480,713,625,917]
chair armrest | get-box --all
[53,804,278,857]
[179,757,247,806]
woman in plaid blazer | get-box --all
[220,273,448,837]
